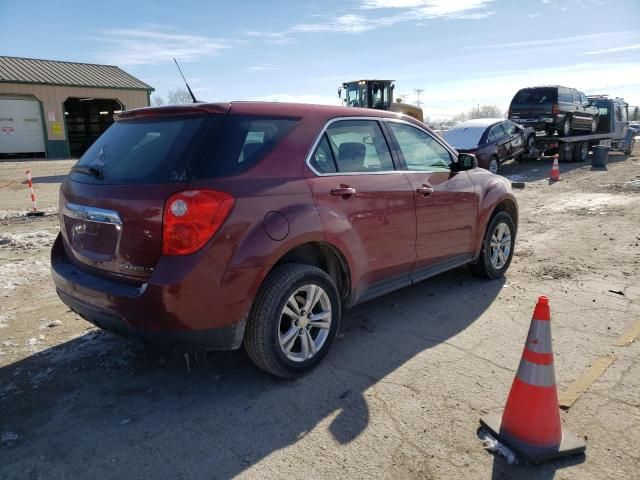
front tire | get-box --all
[624,138,634,155]
[469,211,516,279]
[244,263,341,378]
[590,117,598,133]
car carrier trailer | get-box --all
[517,95,635,163]
[523,132,613,162]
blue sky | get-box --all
[1,0,639,120]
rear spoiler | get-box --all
[115,103,231,121]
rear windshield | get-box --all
[512,88,556,106]
[70,116,212,184]
[194,115,298,178]
[443,125,486,150]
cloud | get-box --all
[246,63,276,72]
[96,27,230,66]
[360,0,494,18]
[245,31,294,45]
[580,44,640,55]
[528,12,541,18]
[466,31,638,50]
[249,0,493,38]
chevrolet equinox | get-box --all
[51,102,518,377]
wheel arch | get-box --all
[473,195,519,260]
[270,241,351,304]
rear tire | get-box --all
[558,116,572,137]
[573,141,589,162]
[525,134,535,154]
[244,263,341,378]
[488,156,499,174]
[590,117,598,133]
[469,211,516,279]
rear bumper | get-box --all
[51,233,263,351]
[511,115,562,130]
[56,289,243,350]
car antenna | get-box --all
[173,58,198,103]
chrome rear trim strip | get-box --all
[63,202,122,225]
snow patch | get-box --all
[0,312,15,329]
[0,259,49,292]
[546,193,636,212]
[0,230,57,249]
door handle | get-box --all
[416,185,434,196]
[331,186,357,197]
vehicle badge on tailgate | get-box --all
[119,263,154,273]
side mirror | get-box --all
[454,153,478,171]
[338,88,342,99]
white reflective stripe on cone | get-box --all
[516,359,556,387]
[525,319,553,353]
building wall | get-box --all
[0,83,149,158]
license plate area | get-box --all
[63,203,122,260]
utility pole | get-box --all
[414,89,424,108]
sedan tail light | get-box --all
[552,104,560,115]
[162,189,234,256]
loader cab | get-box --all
[340,80,394,110]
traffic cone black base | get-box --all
[480,413,586,464]
[26,211,45,217]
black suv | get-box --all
[508,86,599,136]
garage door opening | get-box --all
[64,98,122,157]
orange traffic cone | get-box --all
[550,155,561,181]
[480,296,586,463]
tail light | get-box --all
[552,104,560,115]
[162,189,234,256]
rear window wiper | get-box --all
[70,165,103,179]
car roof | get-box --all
[118,101,421,124]
[451,118,504,129]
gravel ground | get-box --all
[0,150,639,479]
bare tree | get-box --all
[167,88,194,105]
[468,105,503,119]
[151,95,165,106]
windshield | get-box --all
[70,116,211,185]
[443,125,486,150]
[345,83,366,107]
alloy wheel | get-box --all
[278,284,332,362]
[489,158,499,174]
[490,222,511,270]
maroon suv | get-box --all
[51,102,518,377]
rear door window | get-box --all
[558,90,572,103]
[489,124,508,141]
[309,134,338,174]
[323,120,394,173]
[196,115,298,178]
[70,116,212,184]
[387,122,452,172]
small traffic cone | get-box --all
[479,296,586,463]
[549,155,561,181]
[25,170,44,217]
